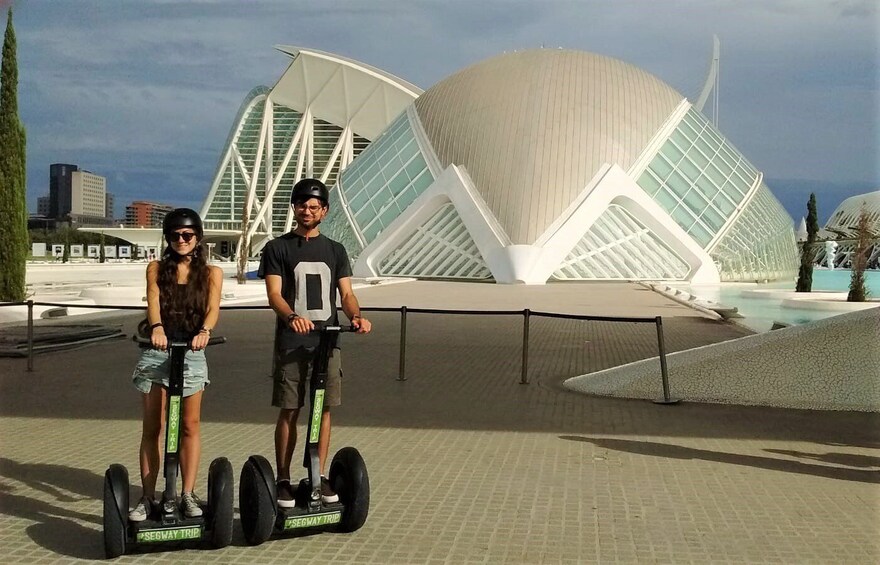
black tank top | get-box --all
[161,283,205,341]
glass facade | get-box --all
[321,187,364,263]
[377,203,492,279]
[337,111,435,245]
[203,95,368,234]
[553,205,690,280]
[637,108,759,248]
[710,183,798,281]
[204,92,267,229]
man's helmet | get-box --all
[163,208,203,237]
[291,178,329,206]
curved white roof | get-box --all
[414,49,684,244]
[825,190,880,233]
[272,46,422,140]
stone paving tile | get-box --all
[1,288,878,564]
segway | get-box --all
[239,325,369,545]
[103,335,234,558]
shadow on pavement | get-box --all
[0,459,104,559]
[559,436,880,484]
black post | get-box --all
[521,309,530,384]
[398,306,407,381]
[652,316,680,405]
[26,300,34,372]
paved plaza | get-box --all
[1,281,878,564]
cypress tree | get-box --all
[795,193,819,292]
[0,8,28,302]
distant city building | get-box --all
[201,47,798,283]
[125,200,173,228]
[49,163,77,219]
[47,163,112,225]
[37,195,50,216]
[105,192,115,221]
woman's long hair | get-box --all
[157,239,211,337]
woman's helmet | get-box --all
[290,178,329,206]
[162,208,203,240]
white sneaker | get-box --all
[181,492,203,518]
[129,497,153,522]
[277,480,297,509]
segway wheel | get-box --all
[103,464,129,558]
[329,447,370,533]
[239,455,277,545]
[207,457,234,548]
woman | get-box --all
[128,208,223,521]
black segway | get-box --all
[103,335,234,558]
[239,325,369,545]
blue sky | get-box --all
[7,0,879,223]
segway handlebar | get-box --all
[132,335,227,347]
[312,325,358,333]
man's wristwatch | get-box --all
[286,313,297,325]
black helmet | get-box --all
[163,208,203,236]
[291,178,329,206]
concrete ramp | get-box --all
[564,308,880,411]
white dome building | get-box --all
[204,47,799,284]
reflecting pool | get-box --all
[673,269,879,332]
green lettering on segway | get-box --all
[167,396,181,453]
[309,390,324,443]
[136,526,202,543]
[283,511,341,530]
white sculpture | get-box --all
[824,240,838,269]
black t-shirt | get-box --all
[258,232,352,350]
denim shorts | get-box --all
[132,347,210,398]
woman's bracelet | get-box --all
[199,326,212,335]
[150,322,163,330]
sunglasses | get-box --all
[169,232,197,243]
[293,202,325,213]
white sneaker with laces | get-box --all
[129,497,153,522]
[181,492,203,518]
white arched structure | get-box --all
[199,47,421,255]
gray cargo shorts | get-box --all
[272,347,342,409]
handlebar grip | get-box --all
[310,325,357,333]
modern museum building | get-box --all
[200,46,799,284]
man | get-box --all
[258,178,372,508]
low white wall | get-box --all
[564,308,880,411]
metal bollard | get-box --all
[652,316,679,404]
[398,306,407,381]
[27,300,34,372]
[521,309,530,384]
